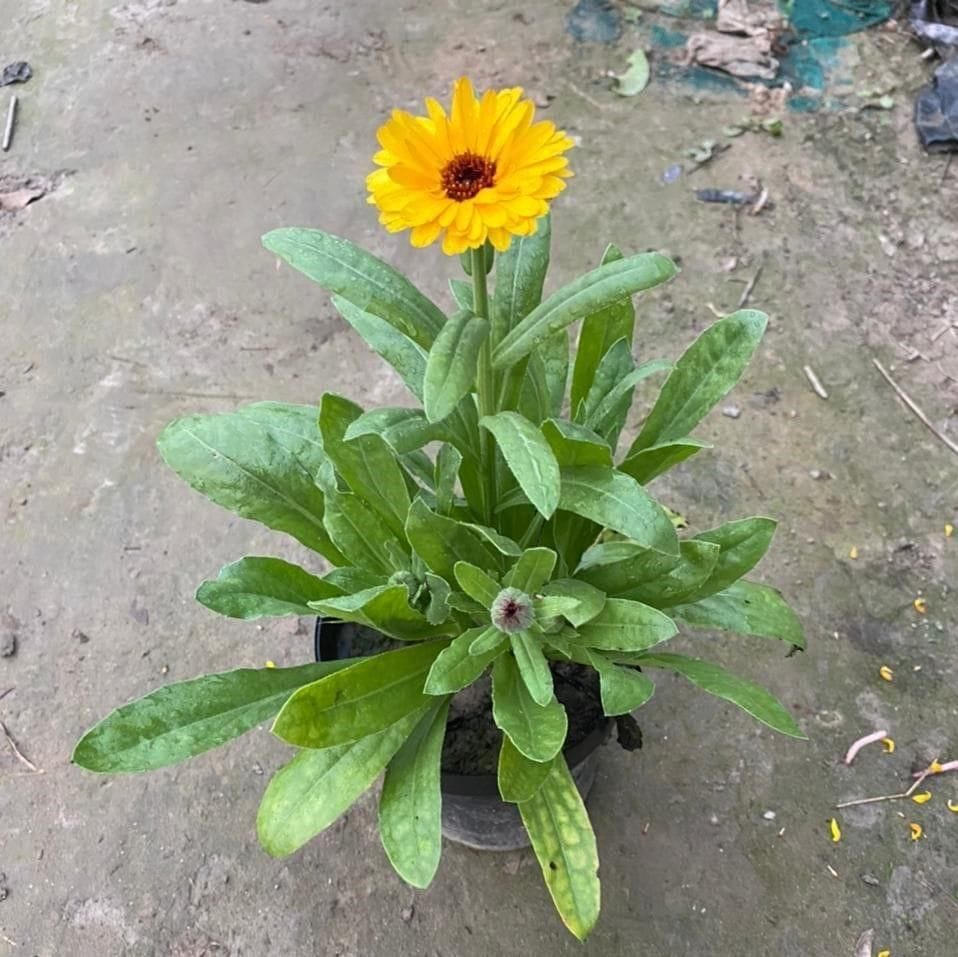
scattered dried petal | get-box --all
[849,545,859,560]
[829,817,841,843]
[877,950,891,957]
[265,660,276,668]
[945,523,954,538]
[909,822,923,841]
[911,791,932,804]
[913,597,927,614]
[946,799,958,812]
[879,665,894,682]
[881,737,895,753]
[844,729,890,765]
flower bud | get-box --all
[490,587,534,634]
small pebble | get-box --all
[722,405,741,419]
[808,469,831,480]
[709,813,720,826]
[401,905,415,923]
[71,627,90,644]
[860,873,880,887]
[762,810,776,821]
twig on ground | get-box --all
[2,95,16,151]
[802,365,829,399]
[837,759,939,809]
[737,258,764,308]
[872,358,958,457]
[0,687,13,703]
[0,719,39,772]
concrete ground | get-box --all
[2,1,957,954]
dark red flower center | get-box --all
[441,152,497,201]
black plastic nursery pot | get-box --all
[314,617,612,851]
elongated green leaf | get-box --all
[469,625,508,656]
[263,228,445,346]
[463,522,523,558]
[492,654,567,762]
[449,277,473,311]
[498,735,553,803]
[345,407,446,455]
[587,651,655,715]
[518,350,555,425]
[406,498,500,580]
[323,489,407,576]
[423,311,488,423]
[671,580,805,648]
[631,310,767,451]
[423,572,452,626]
[542,419,613,469]
[577,540,719,606]
[323,566,385,594]
[493,252,676,369]
[425,626,505,694]
[273,640,449,748]
[234,402,326,460]
[257,708,425,857]
[379,699,450,888]
[618,438,710,485]
[308,584,448,641]
[518,756,600,941]
[575,597,677,651]
[74,661,353,773]
[637,652,806,738]
[571,244,634,412]
[577,338,632,425]
[511,631,554,706]
[558,466,679,555]
[539,330,570,420]
[454,561,500,608]
[434,443,462,515]
[492,213,551,347]
[157,410,345,562]
[480,412,561,519]
[540,579,607,626]
[196,556,340,619]
[504,547,557,593]
[683,517,777,601]
[587,358,673,442]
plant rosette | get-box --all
[74,77,806,940]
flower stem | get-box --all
[471,245,497,523]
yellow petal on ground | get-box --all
[909,822,923,841]
[849,545,859,559]
[930,760,944,773]
[947,800,958,812]
[945,523,954,537]
[879,665,894,682]
[911,791,932,804]
[828,818,841,843]
[881,737,895,753]
[913,597,927,614]
[877,951,891,957]
[265,660,276,669]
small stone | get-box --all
[502,855,521,875]
[251,763,264,776]
[709,813,720,826]
[808,469,831,481]
[762,810,776,821]
[860,873,880,887]
[71,628,90,644]
[722,405,741,419]
[401,905,414,923]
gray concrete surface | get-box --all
[2,1,957,954]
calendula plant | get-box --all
[74,78,805,939]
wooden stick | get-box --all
[872,358,958,456]
[737,259,764,309]
[2,95,16,151]
[803,365,828,399]
[836,759,938,809]
[0,719,39,772]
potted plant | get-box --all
[74,77,805,939]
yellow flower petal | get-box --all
[945,523,954,538]
[947,799,958,812]
[848,545,858,559]
[929,760,944,773]
[909,822,923,841]
[911,791,932,804]
[828,817,841,843]
[367,78,573,253]
[265,660,276,669]
[877,950,891,957]
[881,737,895,753]
[879,665,894,682]
[913,597,927,614]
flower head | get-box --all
[367,77,574,255]
[490,587,535,634]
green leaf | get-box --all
[558,466,679,554]
[586,357,673,442]
[195,556,339,619]
[323,489,408,576]
[587,651,655,715]
[424,626,506,694]
[449,277,473,311]
[504,547,558,593]
[157,409,345,563]
[308,584,448,642]
[469,625,509,656]
[577,338,632,425]
[671,580,805,649]
[423,572,452,626]
[684,517,777,601]
[576,540,719,606]
[263,228,445,347]
[434,443,462,515]
[511,631,554,706]
[575,597,677,651]
[234,401,326,460]
[631,310,767,452]
[406,498,500,580]
[344,407,446,455]
[73,661,353,773]
[481,412,561,519]
[518,756,601,941]
[637,652,806,738]
[423,310,489,423]
[453,561,500,608]
[613,48,650,96]
[570,244,634,412]
[498,735,553,803]
[273,639,449,748]
[492,212,551,347]
[542,419,613,469]
[493,252,676,370]
[538,330,570,420]
[257,708,425,857]
[379,699,450,888]
[540,579,606,626]
[492,654,567,762]
[618,438,710,485]
[462,522,522,558]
